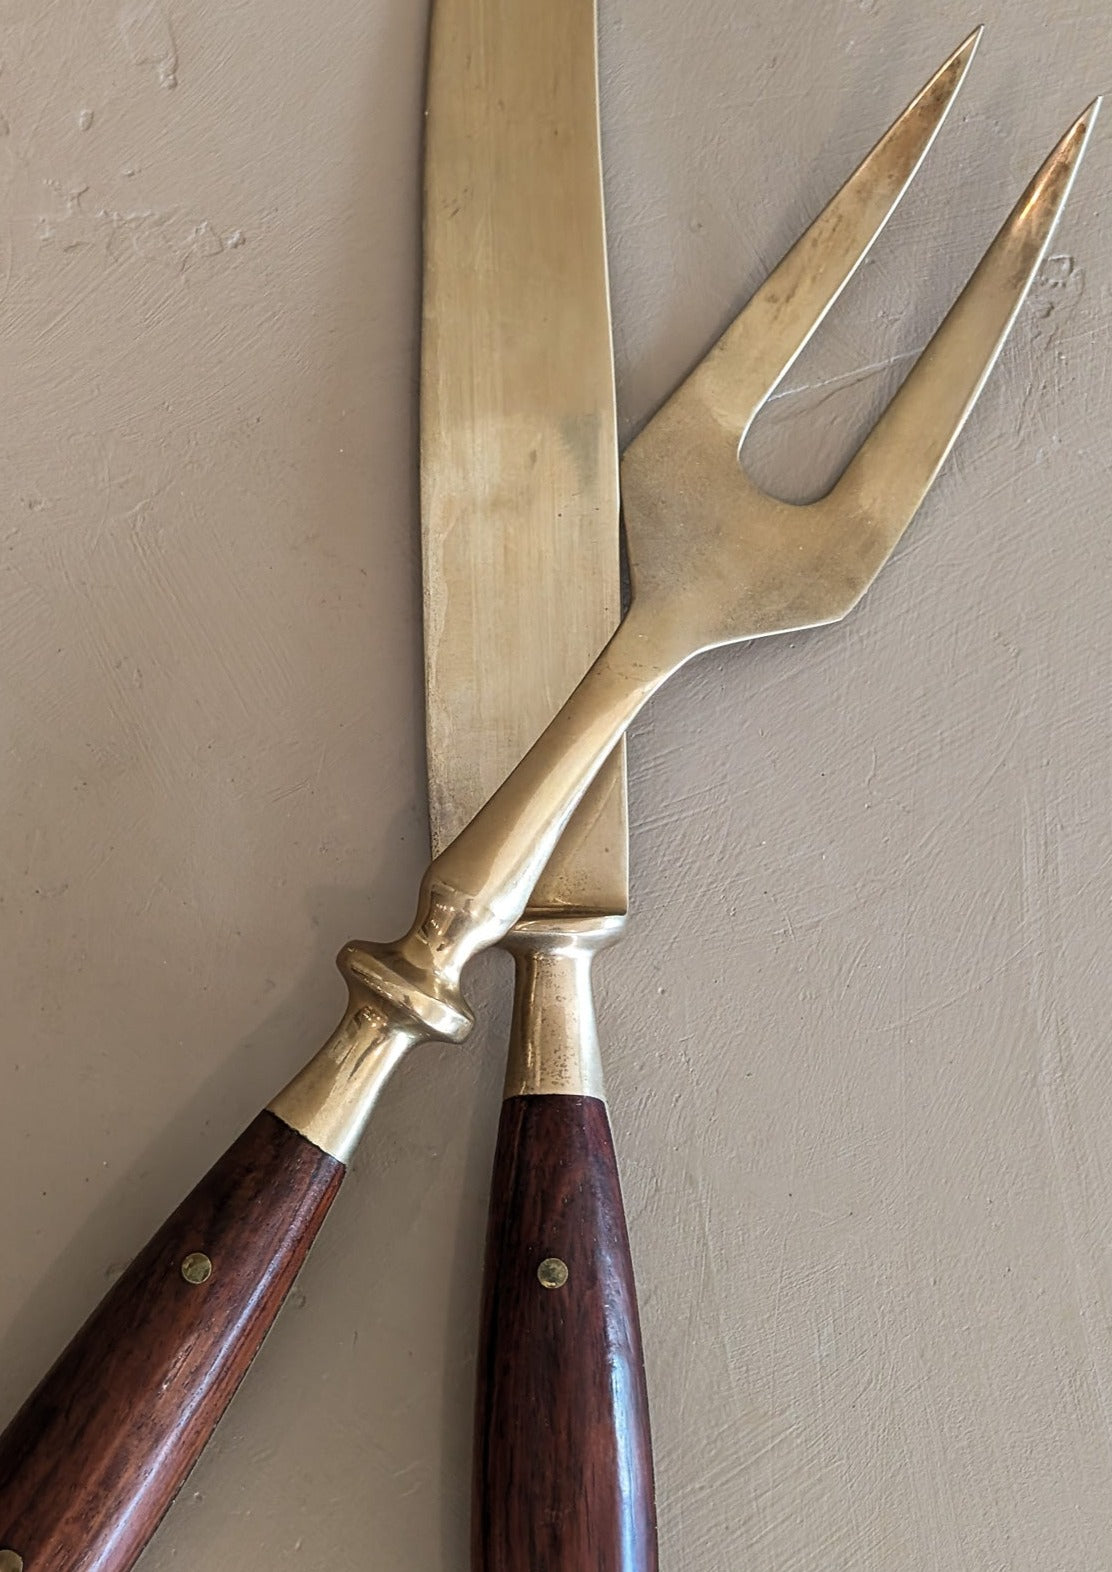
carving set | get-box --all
[0,10,1098,1569]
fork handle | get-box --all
[473,919,657,1571]
[0,1112,343,1572]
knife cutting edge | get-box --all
[422,0,655,1563]
[0,24,1095,1570]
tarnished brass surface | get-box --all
[421,0,627,1105]
[538,1259,570,1291]
[422,0,626,914]
[180,1253,213,1286]
[270,39,1098,1161]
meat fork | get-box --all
[0,29,1098,1572]
[275,35,1098,1152]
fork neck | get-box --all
[417,602,673,974]
[329,605,671,1046]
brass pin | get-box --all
[181,1252,213,1286]
[537,1258,569,1290]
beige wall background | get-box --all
[1,0,1110,1566]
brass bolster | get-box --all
[501,912,626,1100]
[268,926,476,1163]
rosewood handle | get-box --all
[473,1094,657,1572]
[0,1110,342,1572]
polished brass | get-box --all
[0,1550,24,1572]
[538,1259,570,1291]
[422,0,627,1104]
[180,1252,213,1286]
[502,915,623,1099]
[270,37,1099,1162]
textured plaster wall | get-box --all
[1,1,1110,1567]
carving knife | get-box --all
[422,0,656,1565]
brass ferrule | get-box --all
[267,997,421,1163]
[268,893,485,1161]
[501,912,626,1100]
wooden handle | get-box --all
[0,1110,343,1572]
[472,1095,657,1572]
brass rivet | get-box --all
[181,1252,213,1285]
[0,1550,25,1572]
[537,1257,569,1290]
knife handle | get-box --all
[0,1111,343,1572]
[473,918,657,1572]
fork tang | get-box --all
[829,99,1101,566]
[683,29,981,441]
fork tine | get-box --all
[826,99,1101,589]
[684,29,981,439]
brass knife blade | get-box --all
[421,0,626,916]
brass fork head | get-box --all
[622,30,1100,658]
[272,31,1100,1162]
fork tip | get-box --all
[1060,96,1102,159]
[929,26,982,103]
[955,24,985,65]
